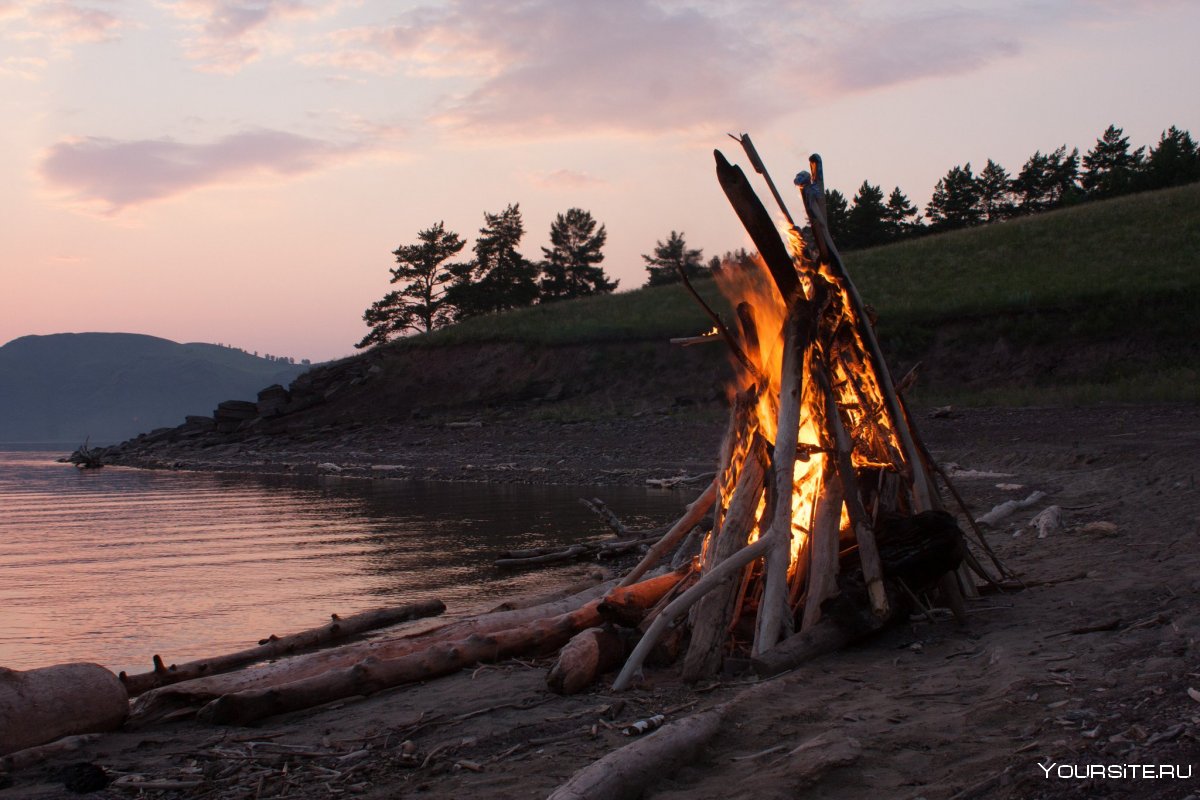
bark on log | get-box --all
[197,573,683,726]
[131,579,619,726]
[681,439,766,682]
[0,663,127,756]
[618,480,717,587]
[600,569,690,627]
[120,599,446,696]
[548,704,726,800]
[546,627,627,695]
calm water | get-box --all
[0,449,685,675]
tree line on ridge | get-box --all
[358,123,1200,349]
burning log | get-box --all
[119,599,446,696]
[681,435,767,681]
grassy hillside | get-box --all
[395,183,1200,405]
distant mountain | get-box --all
[0,333,310,443]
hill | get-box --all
[0,333,308,443]
[101,182,1199,468]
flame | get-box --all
[707,234,904,580]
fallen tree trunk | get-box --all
[548,704,727,800]
[196,572,685,726]
[120,599,446,696]
[1,663,127,756]
[131,579,620,726]
[546,627,628,695]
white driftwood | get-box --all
[0,663,127,756]
[612,536,771,691]
[548,705,726,800]
[801,464,843,631]
[977,491,1048,527]
[753,308,805,656]
[682,442,766,681]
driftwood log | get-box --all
[196,571,685,726]
[120,599,446,696]
[546,626,629,695]
[0,663,127,755]
[130,579,622,725]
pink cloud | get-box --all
[301,0,1132,140]
[0,1,122,66]
[533,169,607,190]
[166,0,340,73]
[39,129,362,212]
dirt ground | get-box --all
[5,404,1198,799]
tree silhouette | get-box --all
[1082,125,1144,198]
[845,181,889,249]
[926,164,982,230]
[883,187,921,239]
[823,189,850,245]
[538,208,617,301]
[643,231,705,286]
[445,204,538,319]
[977,159,1015,222]
[1013,146,1080,213]
[1143,126,1200,190]
[356,221,465,349]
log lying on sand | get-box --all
[549,704,727,800]
[131,579,623,725]
[546,627,628,695]
[197,571,685,726]
[121,599,447,696]
[1,663,127,756]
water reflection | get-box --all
[0,451,685,674]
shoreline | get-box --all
[4,403,1197,799]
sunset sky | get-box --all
[2,0,1198,363]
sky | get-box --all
[2,0,1198,363]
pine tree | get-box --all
[883,187,921,239]
[925,164,982,230]
[445,204,539,319]
[1082,125,1144,198]
[1014,146,1080,213]
[823,189,850,245]
[845,181,888,249]
[355,221,465,349]
[538,208,616,301]
[642,231,705,287]
[1142,126,1200,190]
[977,159,1015,222]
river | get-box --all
[0,448,685,675]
